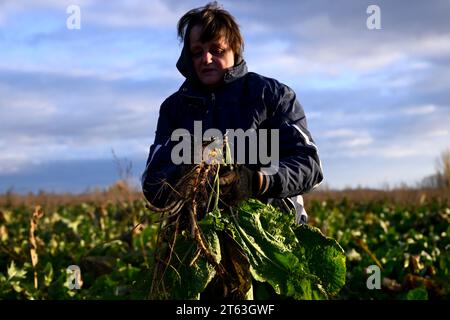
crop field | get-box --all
[0,188,448,300]
[308,193,450,300]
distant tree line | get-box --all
[420,149,450,189]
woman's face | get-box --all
[189,25,235,87]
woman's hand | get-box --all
[218,165,263,206]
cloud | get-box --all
[321,129,358,138]
[0,0,93,25]
[233,0,450,98]
[429,129,449,137]
[0,69,175,175]
[83,0,181,29]
[401,104,437,115]
[340,137,373,148]
[0,0,186,29]
[1,0,450,191]
[0,157,146,193]
[319,129,373,148]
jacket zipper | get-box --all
[211,92,218,128]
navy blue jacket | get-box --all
[142,52,323,223]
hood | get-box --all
[176,39,248,86]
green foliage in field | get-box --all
[309,198,450,299]
[0,196,449,300]
[0,200,155,299]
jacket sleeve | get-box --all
[141,97,180,207]
[261,82,323,198]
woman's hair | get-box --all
[177,2,244,58]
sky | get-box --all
[0,0,449,193]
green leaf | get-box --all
[44,262,54,287]
[229,199,346,299]
[293,224,347,296]
[153,223,220,300]
[406,287,428,300]
[7,261,27,281]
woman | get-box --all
[142,2,323,225]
